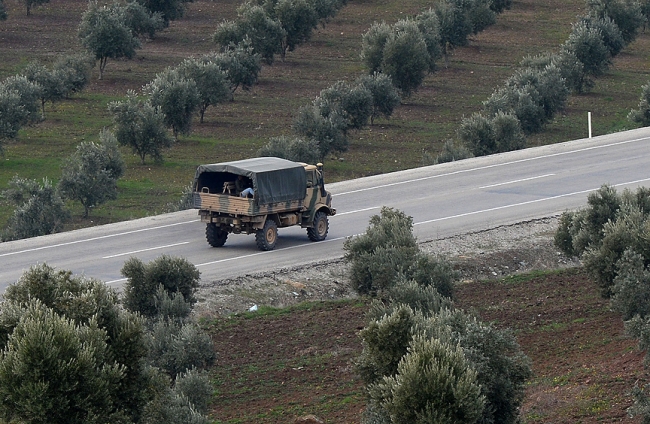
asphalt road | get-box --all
[2,127,650,291]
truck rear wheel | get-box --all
[206,223,228,247]
[307,211,329,242]
[256,219,278,251]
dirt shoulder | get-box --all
[194,215,579,317]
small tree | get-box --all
[213,4,284,65]
[0,77,42,147]
[274,0,319,58]
[580,14,625,57]
[293,103,348,159]
[317,80,373,130]
[415,8,443,73]
[429,138,474,164]
[108,90,173,163]
[344,207,419,295]
[23,61,67,117]
[628,81,650,127]
[78,1,141,79]
[58,129,125,217]
[138,0,191,28]
[587,0,644,44]
[207,41,262,96]
[2,75,42,125]
[121,255,201,318]
[124,0,165,38]
[1,176,69,241]
[355,72,401,124]
[0,0,7,20]
[381,19,430,97]
[360,21,392,74]
[145,67,199,140]
[459,111,525,156]
[178,57,230,123]
[258,135,321,163]
[561,21,611,78]
[462,0,497,34]
[53,53,94,97]
[374,336,485,424]
[611,248,650,320]
[146,320,216,378]
[435,0,473,63]
[0,264,159,423]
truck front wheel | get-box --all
[307,211,329,242]
[206,223,228,247]
[256,220,278,251]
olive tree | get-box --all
[0,264,160,424]
[561,21,611,78]
[23,61,67,117]
[415,8,443,73]
[355,72,401,124]
[258,135,321,164]
[58,129,125,217]
[145,67,199,140]
[628,81,650,127]
[0,76,41,144]
[360,21,392,74]
[459,111,525,156]
[124,0,165,38]
[1,176,69,241]
[293,103,349,159]
[121,255,201,318]
[317,80,373,130]
[108,91,172,164]
[178,57,230,123]
[138,0,192,27]
[358,305,531,424]
[273,0,319,58]
[53,53,95,97]
[78,1,141,79]
[0,88,26,147]
[207,41,262,96]
[213,4,284,65]
[587,0,644,44]
[435,0,473,62]
[380,19,430,96]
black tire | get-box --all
[206,223,228,247]
[307,211,329,242]
[255,219,278,251]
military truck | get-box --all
[192,157,336,251]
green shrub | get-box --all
[173,367,213,414]
[370,336,485,424]
[0,264,159,423]
[122,255,200,317]
[611,249,650,320]
[386,280,454,316]
[1,176,69,241]
[147,320,216,379]
[582,203,650,296]
[258,135,321,164]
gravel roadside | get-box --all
[194,215,581,317]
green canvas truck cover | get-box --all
[193,157,307,205]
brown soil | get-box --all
[206,267,649,423]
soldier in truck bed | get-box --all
[235,175,254,197]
